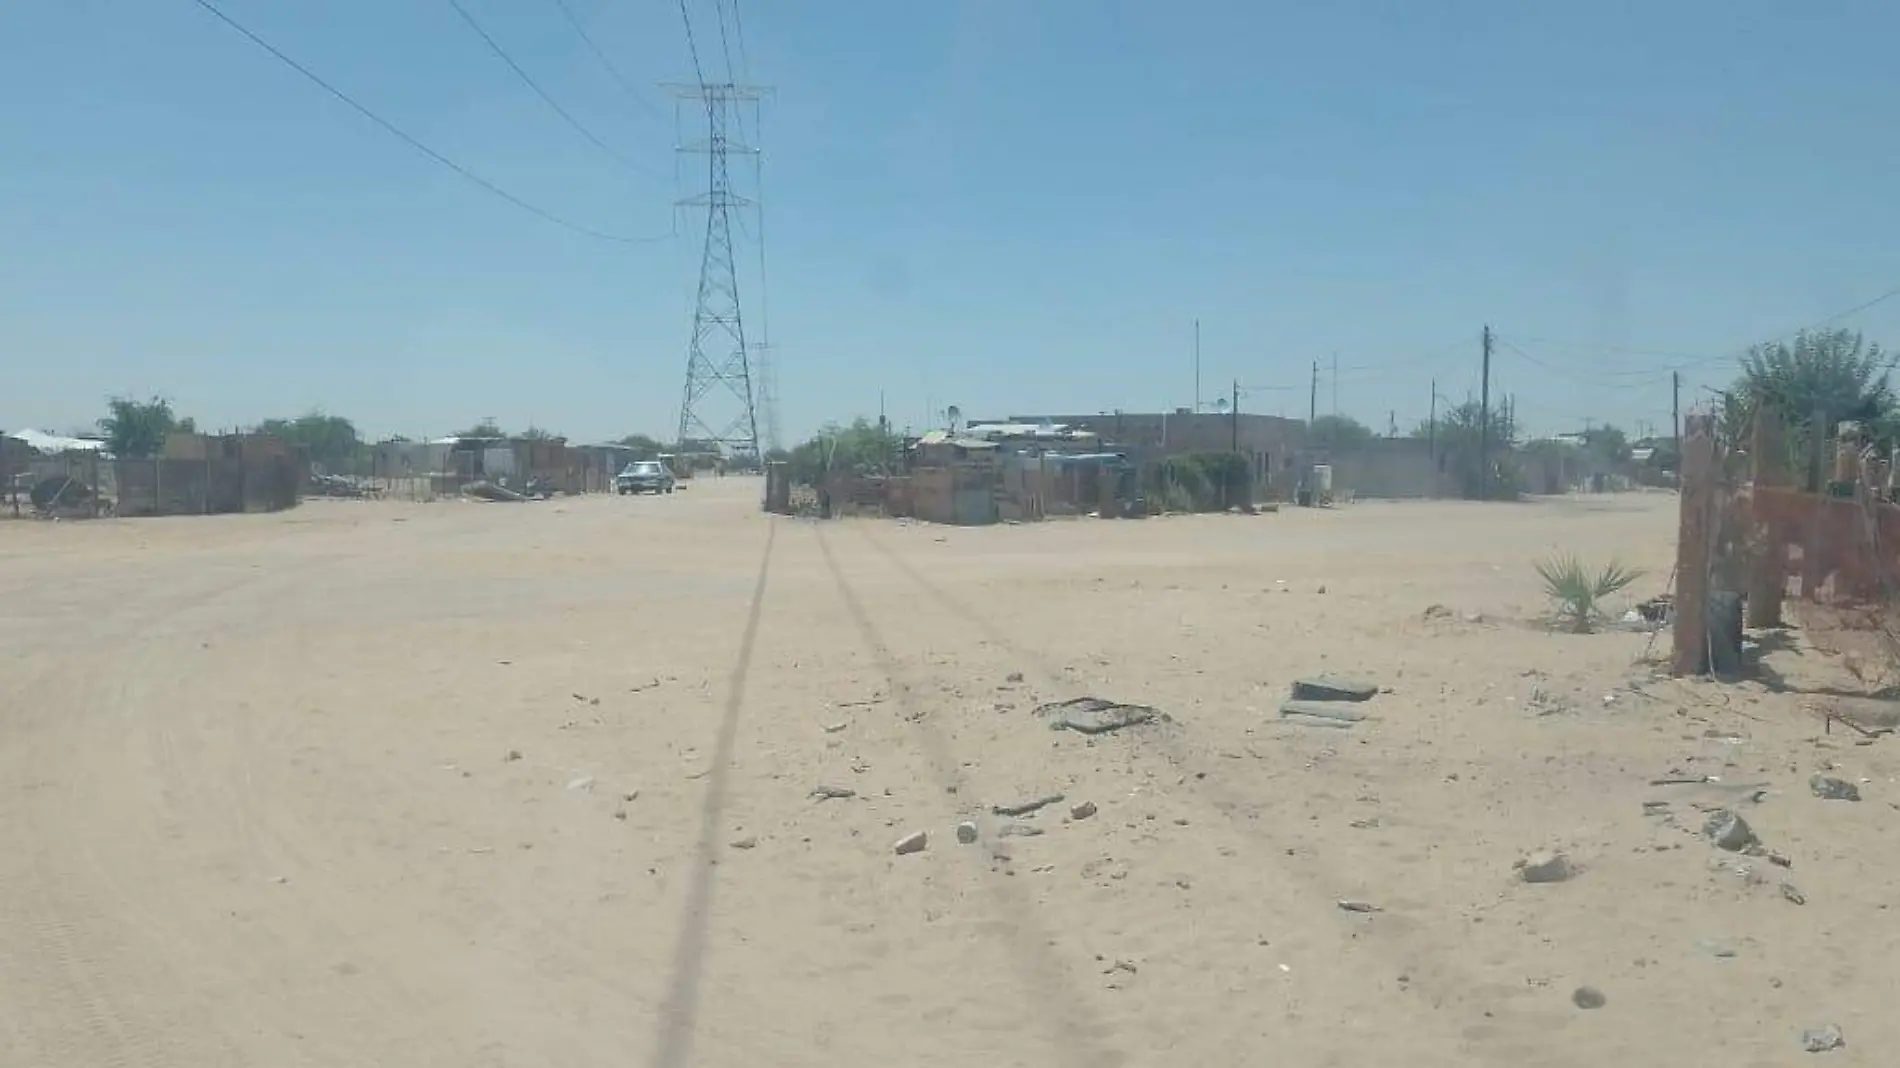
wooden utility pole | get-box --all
[1671,372,1681,458]
[1428,378,1437,463]
[1479,325,1493,499]
[1673,414,1718,675]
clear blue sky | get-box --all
[4,0,1897,445]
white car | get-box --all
[616,461,676,495]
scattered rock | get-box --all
[1316,585,1327,594]
[993,793,1064,817]
[1517,851,1576,884]
[810,785,856,801]
[1703,809,1759,852]
[1070,800,1098,821]
[1337,900,1381,913]
[613,808,628,821]
[1423,604,1453,620]
[1036,697,1164,735]
[504,749,523,762]
[955,821,979,844]
[1800,1024,1845,1053]
[1571,986,1606,1010]
[1780,881,1806,906]
[1809,775,1861,802]
[566,776,595,792]
[730,836,758,850]
[998,823,1045,838]
[894,830,928,855]
[1289,677,1379,703]
[822,721,849,733]
[1005,672,1025,683]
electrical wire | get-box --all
[677,0,707,89]
[189,0,668,244]
[545,0,669,124]
[1496,337,1667,391]
[448,0,666,181]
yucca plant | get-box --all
[1535,554,1645,633]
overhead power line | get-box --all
[676,0,707,88]
[545,0,670,124]
[449,0,665,181]
[190,0,666,244]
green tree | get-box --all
[614,433,665,459]
[785,418,901,486]
[98,395,186,458]
[1307,414,1376,452]
[257,411,361,472]
[1411,400,1519,499]
[519,425,562,441]
[454,419,506,438]
[1579,424,1631,464]
[1722,328,1898,454]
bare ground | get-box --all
[1,480,1892,1067]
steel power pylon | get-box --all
[668,81,769,461]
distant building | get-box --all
[1003,410,1306,495]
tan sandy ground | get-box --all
[0,479,1892,1067]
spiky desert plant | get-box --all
[1535,554,1645,633]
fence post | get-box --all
[1746,401,1786,627]
[1673,414,1717,675]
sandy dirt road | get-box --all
[0,480,1891,1066]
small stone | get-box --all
[811,785,856,801]
[504,749,523,762]
[1517,850,1575,884]
[1800,1024,1845,1053]
[1337,900,1381,913]
[955,820,979,844]
[566,776,595,792]
[894,830,928,855]
[1703,810,1759,852]
[1780,881,1806,906]
[1070,800,1098,821]
[1571,986,1606,1010]
[1316,585,1327,594]
[613,808,628,821]
[1006,672,1025,683]
[730,836,758,850]
[1809,775,1861,802]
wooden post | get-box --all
[1674,414,1717,675]
[1746,402,1787,627]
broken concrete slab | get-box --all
[1279,699,1370,724]
[1703,809,1759,853]
[1289,677,1379,703]
[1809,775,1861,802]
[1281,712,1358,730]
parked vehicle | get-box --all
[616,460,676,495]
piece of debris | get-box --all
[1005,672,1025,683]
[822,721,849,734]
[1801,1024,1845,1053]
[613,808,627,821]
[1516,850,1576,884]
[1809,775,1861,802]
[566,776,595,792]
[1280,711,1359,730]
[955,821,979,844]
[1780,881,1806,906]
[997,823,1045,838]
[504,749,522,762]
[894,830,929,855]
[1279,699,1370,724]
[1423,604,1453,620]
[1703,809,1759,853]
[1289,677,1379,703]
[993,793,1065,817]
[1070,800,1098,821]
[1571,986,1606,1010]
[1035,697,1165,735]
[811,785,856,801]
[1336,900,1381,913]
[730,836,758,850]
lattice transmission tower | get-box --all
[669,81,768,461]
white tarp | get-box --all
[4,429,109,454]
